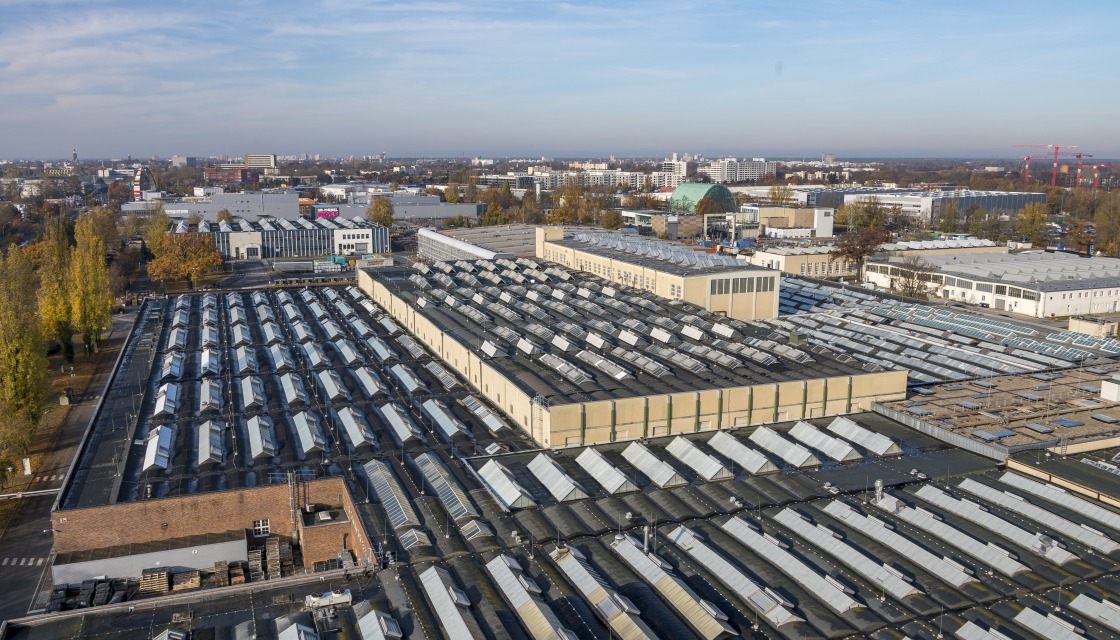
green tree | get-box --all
[216,209,234,224]
[70,214,113,355]
[367,197,394,227]
[0,245,48,453]
[599,210,623,230]
[965,205,988,237]
[478,204,510,227]
[38,214,75,362]
[140,205,172,258]
[939,200,959,233]
[830,226,891,281]
[1094,196,1120,256]
[443,216,470,229]
[1015,202,1049,245]
[445,183,460,204]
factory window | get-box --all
[995,285,1008,295]
[252,519,270,536]
[710,279,730,295]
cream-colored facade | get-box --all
[746,247,858,280]
[536,227,780,321]
[358,269,908,448]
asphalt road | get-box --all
[0,311,135,622]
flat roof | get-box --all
[871,250,1120,290]
[432,224,541,257]
[366,261,877,406]
[551,232,768,277]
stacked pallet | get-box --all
[248,549,265,582]
[279,539,294,576]
[139,568,170,595]
[229,562,246,585]
[265,537,281,579]
[171,570,201,592]
[92,581,111,606]
[211,560,230,587]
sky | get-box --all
[1,0,1119,160]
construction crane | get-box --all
[1013,144,1077,186]
[1071,153,1094,188]
[1092,163,1120,191]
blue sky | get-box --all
[1,0,1118,159]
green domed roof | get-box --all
[668,183,736,213]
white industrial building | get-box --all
[177,216,390,260]
[865,251,1120,317]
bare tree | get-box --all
[891,255,937,299]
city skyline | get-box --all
[2,0,1119,159]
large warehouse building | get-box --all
[359,260,907,448]
[123,190,301,220]
[536,228,780,321]
[865,250,1120,317]
[179,215,390,259]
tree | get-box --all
[70,214,113,355]
[216,209,234,224]
[1094,197,1120,256]
[1065,218,1093,253]
[846,197,885,229]
[477,204,510,227]
[599,210,622,230]
[830,226,891,281]
[367,197,394,227]
[891,256,937,299]
[767,184,794,207]
[939,200,959,233]
[88,206,121,253]
[0,246,47,460]
[965,205,988,237]
[695,195,725,215]
[445,183,459,204]
[38,214,75,362]
[1015,202,1049,246]
[140,205,172,258]
[147,234,224,288]
[443,216,470,229]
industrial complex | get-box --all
[6,220,1120,640]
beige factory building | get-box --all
[536,227,780,321]
[358,261,907,449]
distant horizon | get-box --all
[3,1,1118,160]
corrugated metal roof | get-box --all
[388,364,425,395]
[823,500,975,588]
[1000,471,1120,533]
[338,407,375,448]
[1013,606,1085,639]
[292,411,326,454]
[317,369,350,402]
[788,421,862,463]
[667,526,803,627]
[706,432,778,475]
[301,341,328,369]
[362,459,420,531]
[199,378,222,413]
[526,454,588,502]
[575,448,638,495]
[871,492,1027,577]
[378,402,424,445]
[270,344,296,372]
[462,396,508,433]
[478,460,536,510]
[143,426,173,471]
[957,478,1119,554]
[550,546,660,640]
[622,442,687,489]
[417,566,487,640]
[240,376,265,409]
[485,554,578,640]
[197,421,224,464]
[280,373,308,406]
[913,485,1078,564]
[354,367,388,399]
[826,416,902,457]
[420,399,467,441]
[609,534,735,640]
[665,437,732,482]
[1070,594,1120,633]
[773,508,921,600]
[414,453,479,521]
[356,608,403,640]
[748,427,820,469]
[246,416,277,459]
[954,620,1010,640]
[720,516,862,614]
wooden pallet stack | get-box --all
[139,568,170,596]
[279,539,294,577]
[211,560,230,587]
[265,537,281,580]
[171,570,201,592]
[229,561,247,585]
[248,549,265,582]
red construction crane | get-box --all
[1013,144,1077,186]
[1092,163,1120,191]
[1071,153,1094,188]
